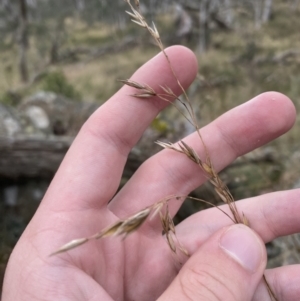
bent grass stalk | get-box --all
[52,1,278,300]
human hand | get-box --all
[2,46,299,301]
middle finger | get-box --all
[109,92,295,221]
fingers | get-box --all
[253,265,300,301]
[109,92,296,217]
[176,189,300,255]
[157,224,267,301]
[42,46,198,212]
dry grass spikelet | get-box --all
[52,1,279,300]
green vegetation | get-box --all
[41,70,82,100]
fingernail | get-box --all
[219,224,264,273]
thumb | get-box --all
[158,224,267,301]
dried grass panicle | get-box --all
[160,205,176,252]
[52,197,191,257]
[53,1,278,300]
[119,79,157,98]
[125,0,161,44]
[51,207,152,256]
[50,238,89,256]
[160,85,176,97]
[114,208,151,237]
[120,78,194,125]
[122,1,278,299]
[155,140,243,224]
[159,202,190,257]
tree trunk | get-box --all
[0,136,144,179]
[49,18,65,64]
[18,0,29,83]
[253,0,264,29]
[174,4,193,40]
[262,0,272,23]
[224,0,233,25]
[198,0,209,54]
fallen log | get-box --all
[0,136,144,179]
[0,136,72,178]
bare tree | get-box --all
[253,0,263,29]
[174,4,193,41]
[251,0,273,28]
[223,0,233,25]
[18,0,29,83]
[198,0,209,53]
[262,0,273,23]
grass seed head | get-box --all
[116,208,151,236]
[97,220,124,238]
[50,238,89,256]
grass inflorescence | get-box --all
[52,1,278,300]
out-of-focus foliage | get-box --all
[0,0,299,103]
[41,70,81,100]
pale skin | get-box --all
[2,46,300,301]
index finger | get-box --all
[41,46,198,212]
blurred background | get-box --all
[0,0,300,292]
